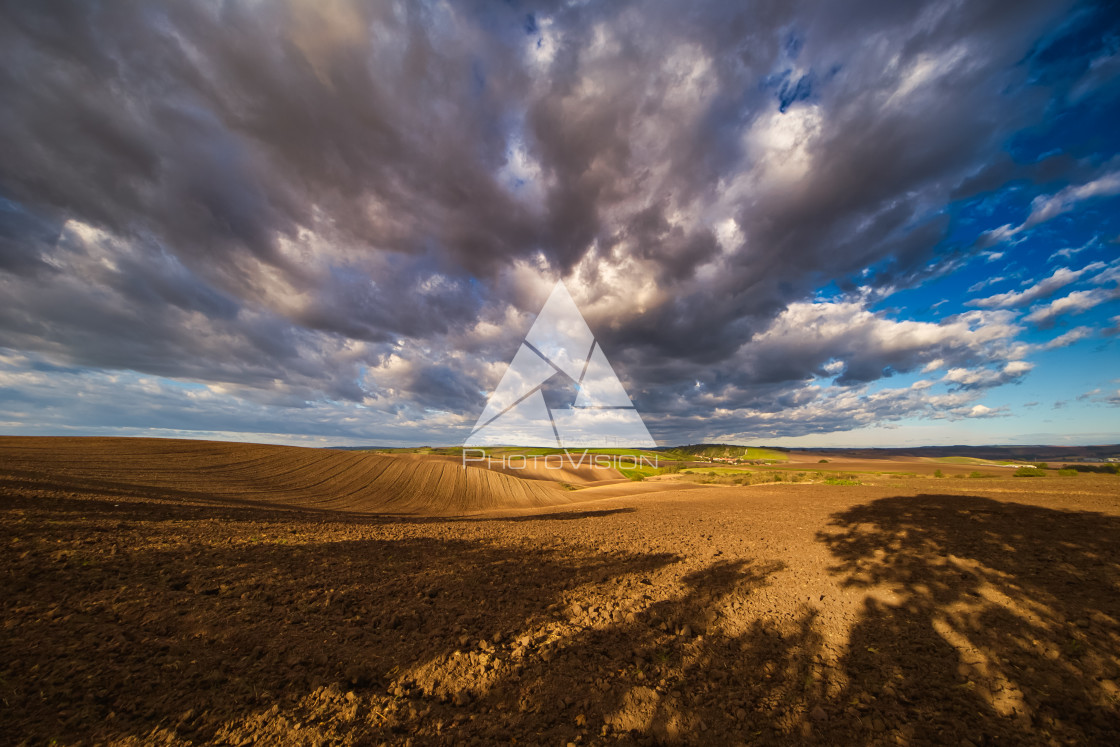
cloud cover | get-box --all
[0,0,1117,445]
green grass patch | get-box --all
[617,464,661,481]
[1013,466,1047,477]
[743,447,788,461]
[824,477,861,486]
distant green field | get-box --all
[745,447,788,461]
[485,447,557,456]
[617,464,664,480]
[931,456,1014,466]
[580,448,667,459]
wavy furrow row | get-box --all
[0,437,574,515]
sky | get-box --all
[1,0,1119,449]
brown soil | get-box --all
[780,454,1012,477]
[0,437,573,514]
[2,437,1119,745]
[427,453,624,485]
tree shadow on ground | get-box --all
[5,489,1120,745]
[818,493,1120,745]
[0,493,677,745]
[1,491,813,745]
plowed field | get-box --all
[0,437,573,514]
[2,437,1119,745]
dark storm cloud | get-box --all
[0,0,1107,442]
[0,200,59,277]
[533,0,1082,362]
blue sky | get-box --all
[0,0,1118,448]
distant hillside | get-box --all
[328,443,1120,464]
[664,444,789,461]
[792,444,1120,462]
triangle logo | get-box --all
[465,281,656,448]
